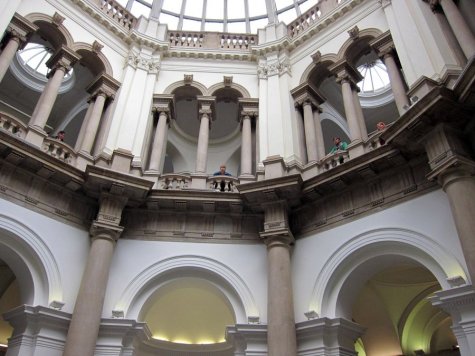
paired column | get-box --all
[148,95,174,172]
[78,74,120,156]
[0,14,37,83]
[260,201,297,356]
[27,46,80,135]
[195,96,215,173]
[63,193,128,356]
[427,0,475,58]
[291,83,326,163]
[330,61,366,143]
[371,31,410,115]
[238,98,259,176]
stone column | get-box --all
[63,193,127,356]
[240,115,253,175]
[291,83,326,163]
[371,32,410,115]
[239,98,259,178]
[330,61,365,144]
[0,14,37,83]
[79,74,120,156]
[302,100,318,162]
[429,0,475,58]
[260,202,297,356]
[341,78,362,142]
[195,97,215,173]
[425,125,475,282]
[28,46,80,130]
[149,95,174,172]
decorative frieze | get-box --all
[258,57,291,79]
[126,53,161,73]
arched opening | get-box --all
[352,262,459,356]
[0,260,21,355]
[141,277,235,346]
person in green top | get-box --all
[329,137,348,154]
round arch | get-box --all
[300,53,338,85]
[310,228,467,319]
[208,82,251,98]
[163,80,208,96]
[337,28,384,63]
[24,13,74,49]
[72,42,113,76]
[0,214,62,306]
[114,255,259,324]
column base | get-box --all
[25,125,47,148]
[190,173,208,190]
[76,151,94,171]
[263,155,287,179]
[110,148,134,173]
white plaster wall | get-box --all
[0,198,90,313]
[156,59,259,97]
[104,240,269,321]
[291,189,467,323]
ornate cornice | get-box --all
[86,73,121,99]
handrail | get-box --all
[169,31,257,50]
[0,112,27,139]
[208,175,239,192]
[95,0,137,31]
[42,138,76,164]
[159,173,191,190]
[321,150,349,171]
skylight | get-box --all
[116,0,321,33]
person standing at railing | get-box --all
[213,164,232,191]
[54,130,66,142]
[329,137,348,164]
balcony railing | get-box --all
[169,31,257,49]
[95,0,137,31]
[42,138,76,164]
[208,175,239,192]
[321,151,350,171]
[287,0,349,38]
[0,112,27,139]
[159,173,191,190]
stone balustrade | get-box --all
[159,174,191,190]
[321,150,350,171]
[287,3,321,38]
[42,138,75,164]
[95,0,137,31]
[208,175,238,192]
[169,31,257,49]
[0,113,27,138]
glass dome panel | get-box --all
[357,59,390,95]
[18,42,73,79]
[118,0,322,33]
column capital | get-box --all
[45,45,81,78]
[197,96,216,121]
[90,220,124,242]
[329,60,363,87]
[370,30,396,58]
[238,98,259,119]
[291,82,326,109]
[86,73,121,100]
[152,94,175,121]
[6,13,38,50]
